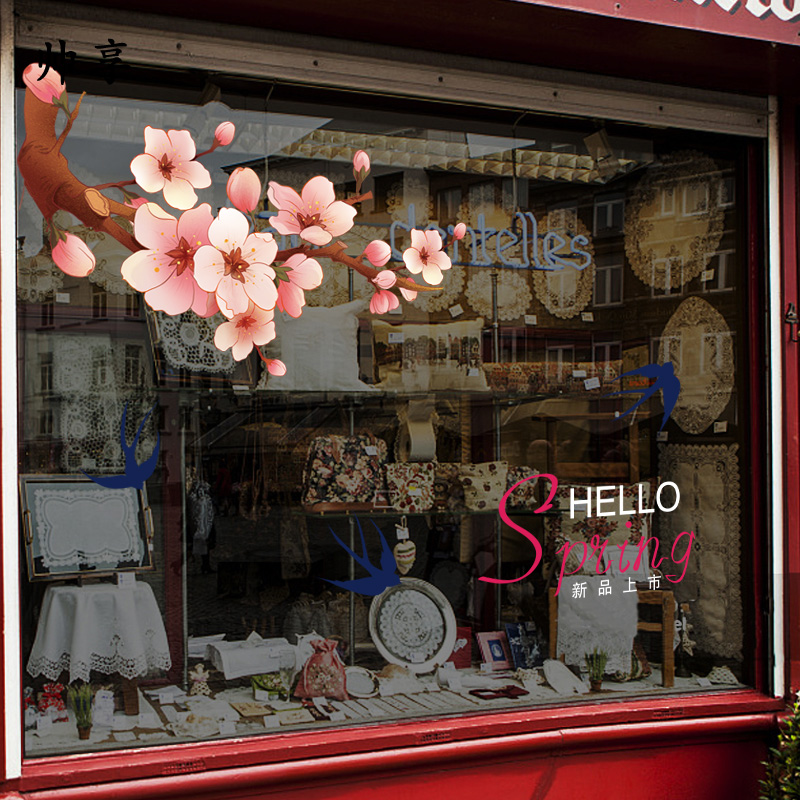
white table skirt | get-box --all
[27,582,172,683]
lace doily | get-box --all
[17,253,64,303]
[376,590,445,662]
[33,487,142,569]
[532,214,595,319]
[415,262,465,314]
[53,337,156,473]
[155,311,235,374]
[657,296,734,434]
[625,150,724,290]
[465,268,532,321]
[658,444,741,660]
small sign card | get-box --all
[388,331,405,343]
[524,314,538,326]
[581,312,594,322]
[117,572,136,588]
[55,292,70,304]
[584,377,601,390]
[701,269,715,282]
[449,303,464,318]
[714,421,728,433]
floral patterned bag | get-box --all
[385,462,435,513]
[293,638,348,701]
[302,434,388,511]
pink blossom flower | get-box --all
[194,207,279,318]
[227,168,261,214]
[52,233,95,277]
[267,176,356,246]
[214,303,276,361]
[121,202,218,317]
[402,229,452,285]
[22,63,65,105]
[399,279,419,302]
[371,270,397,290]
[214,121,235,146]
[263,358,287,376]
[363,240,391,267]
[130,126,211,211]
[453,222,467,240]
[275,253,323,317]
[369,289,399,315]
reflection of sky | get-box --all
[16,89,329,254]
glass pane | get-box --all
[16,54,757,756]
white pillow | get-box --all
[259,300,376,392]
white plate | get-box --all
[543,659,589,695]
[345,666,379,698]
[369,578,457,674]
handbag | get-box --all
[385,462,435,513]
[302,434,388,511]
[293,638,348,701]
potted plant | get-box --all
[67,682,94,739]
[760,691,800,799]
[585,648,608,692]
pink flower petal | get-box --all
[399,281,418,301]
[402,247,425,274]
[244,232,278,267]
[269,209,303,236]
[162,176,199,211]
[321,201,357,238]
[422,229,443,252]
[144,126,171,157]
[267,182,303,212]
[133,202,178,250]
[214,320,238,352]
[191,289,219,317]
[453,222,467,240]
[166,129,197,161]
[208,208,250,251]
[363,240,392,267]
[266,359,287,376]
[253,319,277,346]
[144,269,197,315]
[193,245,227,292]
[176,159,212,190]
[231,335,255,361]
[130,153,165,194]
[300,225,332,245]
[276,281,306,317]
[410,229,428,252]
[176,203,213,247]
[216,277,250,318]
[284,254,323,290]
[121,249,174,293]
[300,175,337,211]
[242,266,279,311]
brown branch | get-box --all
[344,191,373,206]
[17,90,139,253]
[92,180,136,191]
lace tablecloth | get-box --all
[27,583,172,683]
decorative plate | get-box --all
[345,666,379,698]
[657,296,734,434]
[543,659,588,695]
[369,577,457,674]
[625,150,724,290]
[465,268,531,321]
[532,214,595,319]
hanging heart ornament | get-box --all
[393,540,416,575]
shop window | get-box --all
[13,54,760,759]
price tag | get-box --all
[365,445,379,456]
[581,312,594,322]
[254,689,271,702]
[696,677,713,687]
[138,713,159,728]
[584,377,601,390]
[388,331,405,344]
[36,716,52,733]
[218,720,237,736]
[701,269,715,282]
[395,524,409,540]
[55,292,70,304]
[656,431,669,442]
[117,572,136,588]
[467,368,480,377]
[409,651,425,663]
[449,303,464,318]
[479,662,493,674]
[408,484,422,497]
[572,369,587,378]
[524,314,538,326]
[714,421,728,433]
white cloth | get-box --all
[27,583,171,683]
[206,635,294,680]
[556,576,638,673]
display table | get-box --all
[27,582,171,684]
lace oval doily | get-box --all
[17,253,64,303]
[658,296,734,434]
[465,267,531,321]
[532,213,595,319]
[625,150,724,290]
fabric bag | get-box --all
[459,461,509,511]
[293,638,348,700]
[385,462,435,513]
[302,434,388,511]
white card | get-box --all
[161,706,179,723]
[254,689,271,702]
[714,421,727,433]
[395,525,409,540]
[114,731,137,742]
[656,431,669,442]
[449,303,464,318]
[572,369,587,378]
[262,715,281,728]
[524,314,538,326]
[117,572,136,588]
[55,292,70,304]
[408,485,422,496]
[138,713,159,728]
[696,677,713,687]
[365,445,379,456]
[388,331,405,343]
[584,377,601,390]
[701,269,715,282]
[467,368,480,377]
[36,716,52,733]
[581,312,594,322]
[218,720,237,735]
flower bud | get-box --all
[52,233,95,277]
[353,150,370,189]
[226,167,261,213]
[214,121,235,147]
[453,222,467,240]
[372,270,397,289]
[22,63,65,106]
[363,240,391,267]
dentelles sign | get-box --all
[389,204,592,271]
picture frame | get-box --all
[476,631,513,671]
[504,622,545,669]
[19,474,155,581]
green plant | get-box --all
[761,694,800,799]
[584,649,608,683]
[67,682,93,728]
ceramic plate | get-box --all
[369,578,457,674]
[345,666,379,698]
[543,659,589,695]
